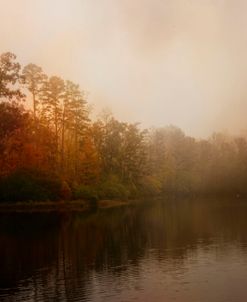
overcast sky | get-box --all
[1,0,247,137]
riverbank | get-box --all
[0,199,130,213]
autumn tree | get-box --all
[0,101,56,177]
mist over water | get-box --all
[2,2,247,301]
[1,0,247,136]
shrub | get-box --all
[97,175,130,200]
[73,184,98,201]
[60,181,72,200]
[0,168,62,202]
[138,175,162,196]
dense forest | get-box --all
[1,52,247,202]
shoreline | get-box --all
[0,199,131,213]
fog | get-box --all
[1,0,247,137]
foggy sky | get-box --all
[1,0,247,137]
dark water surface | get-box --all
[1,198,247,301]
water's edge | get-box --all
[0,199,135,213]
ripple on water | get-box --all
[1,199,247,301]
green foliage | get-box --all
[138,175,162,196]
[93,116,146,190]
[74,175,132,201]
[73,184,98,201]
[0,168,63,202]
[97,175,131,200]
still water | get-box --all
[1,198,247,301]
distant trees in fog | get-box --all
[0,52,247,202]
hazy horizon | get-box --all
[1,0,247,137]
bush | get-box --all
[60,181,72,200]
[73,184,98,201]
[0,168,63,202]
[97,175,130,200]
[138,175,162,196]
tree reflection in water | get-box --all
[1,199,247,301]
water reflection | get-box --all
[1,198,247,301]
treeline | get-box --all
[0,52,247,202]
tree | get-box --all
[40,76,65,163]
[22,63,47,120]
[61,80,89,176]
[93,116,146,188]
[0,101,56,177]
[0,102,27,142]
[0,52,23,101]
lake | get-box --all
[1,198,247,301]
